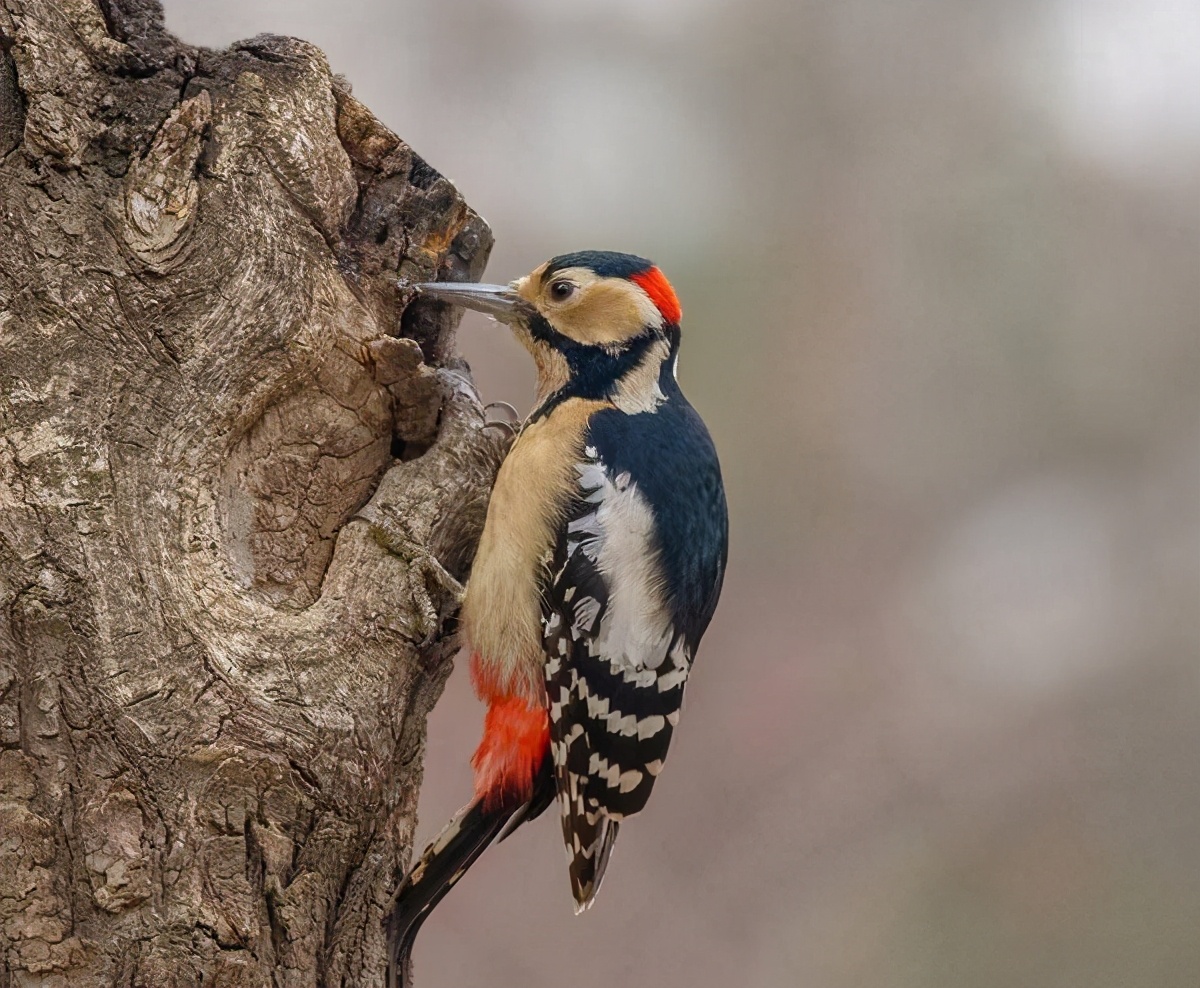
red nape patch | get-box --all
[631,266,683,326]
[471,695,549,811]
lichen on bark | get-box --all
[0,1,498,984]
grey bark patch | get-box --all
[0,1,504,984]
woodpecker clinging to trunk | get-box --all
[386,251,727,980]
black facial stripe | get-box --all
[527,312,571,348]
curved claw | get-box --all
[481,420,519,442]
[483,400,520,425]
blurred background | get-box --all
[164,2,1199,985]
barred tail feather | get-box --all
[385,758,554,987]
[385,798,507,988]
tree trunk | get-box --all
[0,1,501,984]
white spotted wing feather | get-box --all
[542,453,693,910]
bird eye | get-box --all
[549,280,576,301]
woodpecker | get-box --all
[386,251,727,979]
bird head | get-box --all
[415,251,682,407]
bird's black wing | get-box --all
[540,456,694,910]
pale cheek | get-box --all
[559,299,644,345]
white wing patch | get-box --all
[573,461,674,673]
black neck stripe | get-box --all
[528,326,663,424]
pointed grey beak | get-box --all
[413,282,525,323]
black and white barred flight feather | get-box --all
[541,450,694,910]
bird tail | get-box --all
[385,798,507,987]
[385,760,555,987]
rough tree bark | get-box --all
[0,1,503,984]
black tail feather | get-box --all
[497,766,556,844]
[384,761,554,986]
[385,799,507,987]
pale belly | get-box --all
[460,398,605,704]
